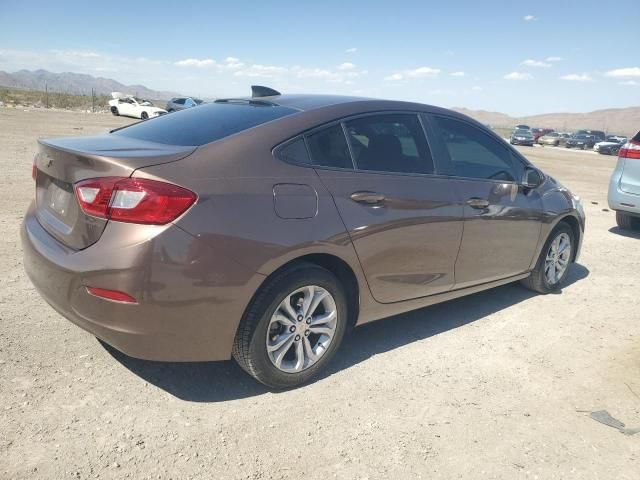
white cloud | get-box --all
[523,15,537,21]
[521,59,551,68]
[234,64,288,78]
[546,56,564,62]
[560,73,592,82]
[385,66,441,81]
[471,86,482,91]
[451,71,465,77]
[384,73,403,81]
[174,58,215,68]
[345,47,357,53]
[504,72,532,81]
[620,80,639,86]
[337,62,355,71]
[605,67,640,78]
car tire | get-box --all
[110,107,119,116]
[521,222,574,294]
[616,212,640,230]
[141,111,149,120]
[232,262,348,389]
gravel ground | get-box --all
[1,108,639,479]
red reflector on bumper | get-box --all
[86,287,137,304]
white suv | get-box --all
[608,131,640,229]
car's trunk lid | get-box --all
[34,134,196,250]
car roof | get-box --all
[214,93,475,124]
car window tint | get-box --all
[306,124,353,169]
[174,98,186,105]
[432,116,523,182]
[112,102,297,146]
[278,138,311,164]
[344,114,434,174]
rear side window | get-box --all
[633,131,640,142]
[345,114,434,174]
[278,138,311,164]
[112,102,297,146]
[306,124,354,169]
[174,98,186,105]
[431,115,524,182]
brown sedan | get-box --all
[22,86,585,388]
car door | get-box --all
[303,114,464,304]
[118,98,134,117]
[426,114,544,289]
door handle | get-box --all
[350,191,386,205]
[466,198,490,209]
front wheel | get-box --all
[110,106,119,116]
[140,111,149,120]
[233,263,348,389]
[521,223,574,294]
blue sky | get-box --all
[0,0,638,115]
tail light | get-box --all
[86,287,137,304]
[619,139,640,159]
[74,177,197,225]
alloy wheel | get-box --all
[266,285,337,373]
[544,233,571,285]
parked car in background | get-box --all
[531,128,554,142]
[165,97,204,112]
[608,131,640,230]
[510,129,535,146]
[109,92,167,119]
[595,136,628,155]
[538,132,570,146]
[575,129,605,142]
[566,134,596,150]
[22,87,585,388]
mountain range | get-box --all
[0,69,637,135]
[0,69,181,99]
[453,107,639,137]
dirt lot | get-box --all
[1,108,639,479]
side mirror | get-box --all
[522,168,543,189]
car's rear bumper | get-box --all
[21,201,265,361]
[608,166,640,216]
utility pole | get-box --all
[45,83,48,109]
[91,88,95,113]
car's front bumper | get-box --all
[21,201,265,361]
[511,139,534,145]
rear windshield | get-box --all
[112,102,297,146]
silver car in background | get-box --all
[165,97,204,112]
[608,131,640,230]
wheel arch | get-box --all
[555,214,582,262]
[250,253,361,328]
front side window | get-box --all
[306,124,353,169]
[345,114,434,174]
[431,116,523,182]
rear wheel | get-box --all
[110,106,119,116]
[521,223,574,294]
[233,263,347,389]
[140,111,149,120]
[616,212,640,230]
